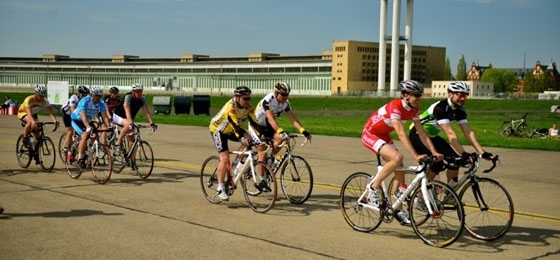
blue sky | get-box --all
[0,0,558,73]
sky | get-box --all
[0,0,558,73]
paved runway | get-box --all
[1,115,559,259]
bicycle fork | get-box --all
[468,177,489,211]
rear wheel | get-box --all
[340,172,382,232]
[280,155,313,204]
[65,143,83,179]
[499,122,512,137]
[200,156,222,204]
[242,162,277,213]
[39,137,56,172]
[91,144,113,184]
[16,134,32,168]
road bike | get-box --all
[16,121,58,172]
[108,124,155,179]
[65,122,113,184]
[59,116,106,165]
[200,143,277,213]
[340,156,465,248]
[500,113,530,137]
[442,153,512,241]
[263,133,313,204]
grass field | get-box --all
[4,92,560,151]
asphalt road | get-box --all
[1,115,559,260]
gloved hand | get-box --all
[279,131,289,140]
[150,123,158,131]
[480,151,493,160]
[302,130,311,139]
[85,126,92,133]
[240,137,250,146]
[460,152,472,165]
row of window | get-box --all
[0,66,331,74]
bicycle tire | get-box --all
[200,156,223,204]
[39,137,56,172]
[517,123,530,137]
[58,132,68,164]
[499,122,512,137]
[16,134,32,168]
[340,172,382,232]
[131,140,154,179]
[91,144,113,184]
[459,177,514,241]
[409,181,465,248]
[241,161,277,213]
[280,155,313,204]
[65,145,84,179]
[109,138,127,174]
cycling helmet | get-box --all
[234,86,252,96]
[90,85,103,96]
[77,85,90,95]
[274,82,291,94]
[131,83,143,91]
[447,81,470,94]
[35,84,47,96]
[399,80,424,94]
[109,86,119,94]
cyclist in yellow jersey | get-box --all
[18,85,59,147]
[209,86,262,201]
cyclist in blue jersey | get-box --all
[71,86,110,168]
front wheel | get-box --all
[459,177,514,241]
[91,144,113,184]
[58,132,68,164]
[38,137,56,172]
[500,122,512,137]
[241,162,277,213]
[280,155,313,204]
[16,134,32,168]
[340,172,382,232]
[131,140,154,179]
[409,181,465,248]
[200,156,222,204]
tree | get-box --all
[523,72,557,93]
[456,55,467,80]
[479,68,518,93]
[444,57,453,80]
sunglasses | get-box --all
[412,93,422,98]
[242,97,251,101]
[279,93,289,97]
[454,92,469,98]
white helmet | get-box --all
[90,85,103,95]
[132,83,143,91]
[448,81,470,94]
[35,84,48,96]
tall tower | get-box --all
[377,0,415,97]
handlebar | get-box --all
[444,152,499,174]
[34,121,59,132]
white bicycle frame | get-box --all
[358,164,438,215]
[229,148,260,188]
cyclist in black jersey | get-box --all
[104,86,122,120]
[408,81,494,184]
[112,83,157,153]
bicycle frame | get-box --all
[265,133,309,173]
[227,147,260,190]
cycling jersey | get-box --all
[413,98,468,137]
[254,92,291,127]
[17,95,51,119]
[113,93,146,120]
[363,99,420,137]
[61,94,80,115]
[209,98,258,138]
[104,95,122,116]
[71,96,106,122]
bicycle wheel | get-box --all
[38,137,56,172]
[109,138,127,174]
[499,122,512,137]
[409,181,464,248]
[340,172,382,232]
[65,144,84,179]
[16,134,32,168]
[131,140,154,179]
[459,177,514,241]
[517,123,530,137]
[241,162,277,213]
[58,132,67,164]
[280,155,313,204]
[91,144,113,184]
[200,156,222,204]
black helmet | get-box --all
[77,85,90,95]
[234,86,252,96]
[109,86,119,94]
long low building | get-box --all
[0,40,446,96]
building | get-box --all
[431,81,494,98]
[0,40,446,96]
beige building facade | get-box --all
[431,80,494,99]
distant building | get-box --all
[431,80,494,99]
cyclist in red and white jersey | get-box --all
[362,80,442,225]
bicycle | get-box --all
[16,121,59,172]
[200,143,277,213]
[442,153,513,241]
[340,156,465,248]
[262,133,313,204]
[500,113,530,137]
[108,124,155,179]
[59,116,106,165]
[65,122,113,184]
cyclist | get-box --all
[247,81,311,174]
[61,85,90,158]
[71,86,111,168]
[408,81,494,187]
[104,86,122,120]
[209,86,263,201]
[362,80,442,225]
[112,83,157,154]
[17,85,59,164]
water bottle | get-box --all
[395,183,407,199]
[272,155,282,168]
[267,155,274,166]
[29,136,36,148]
